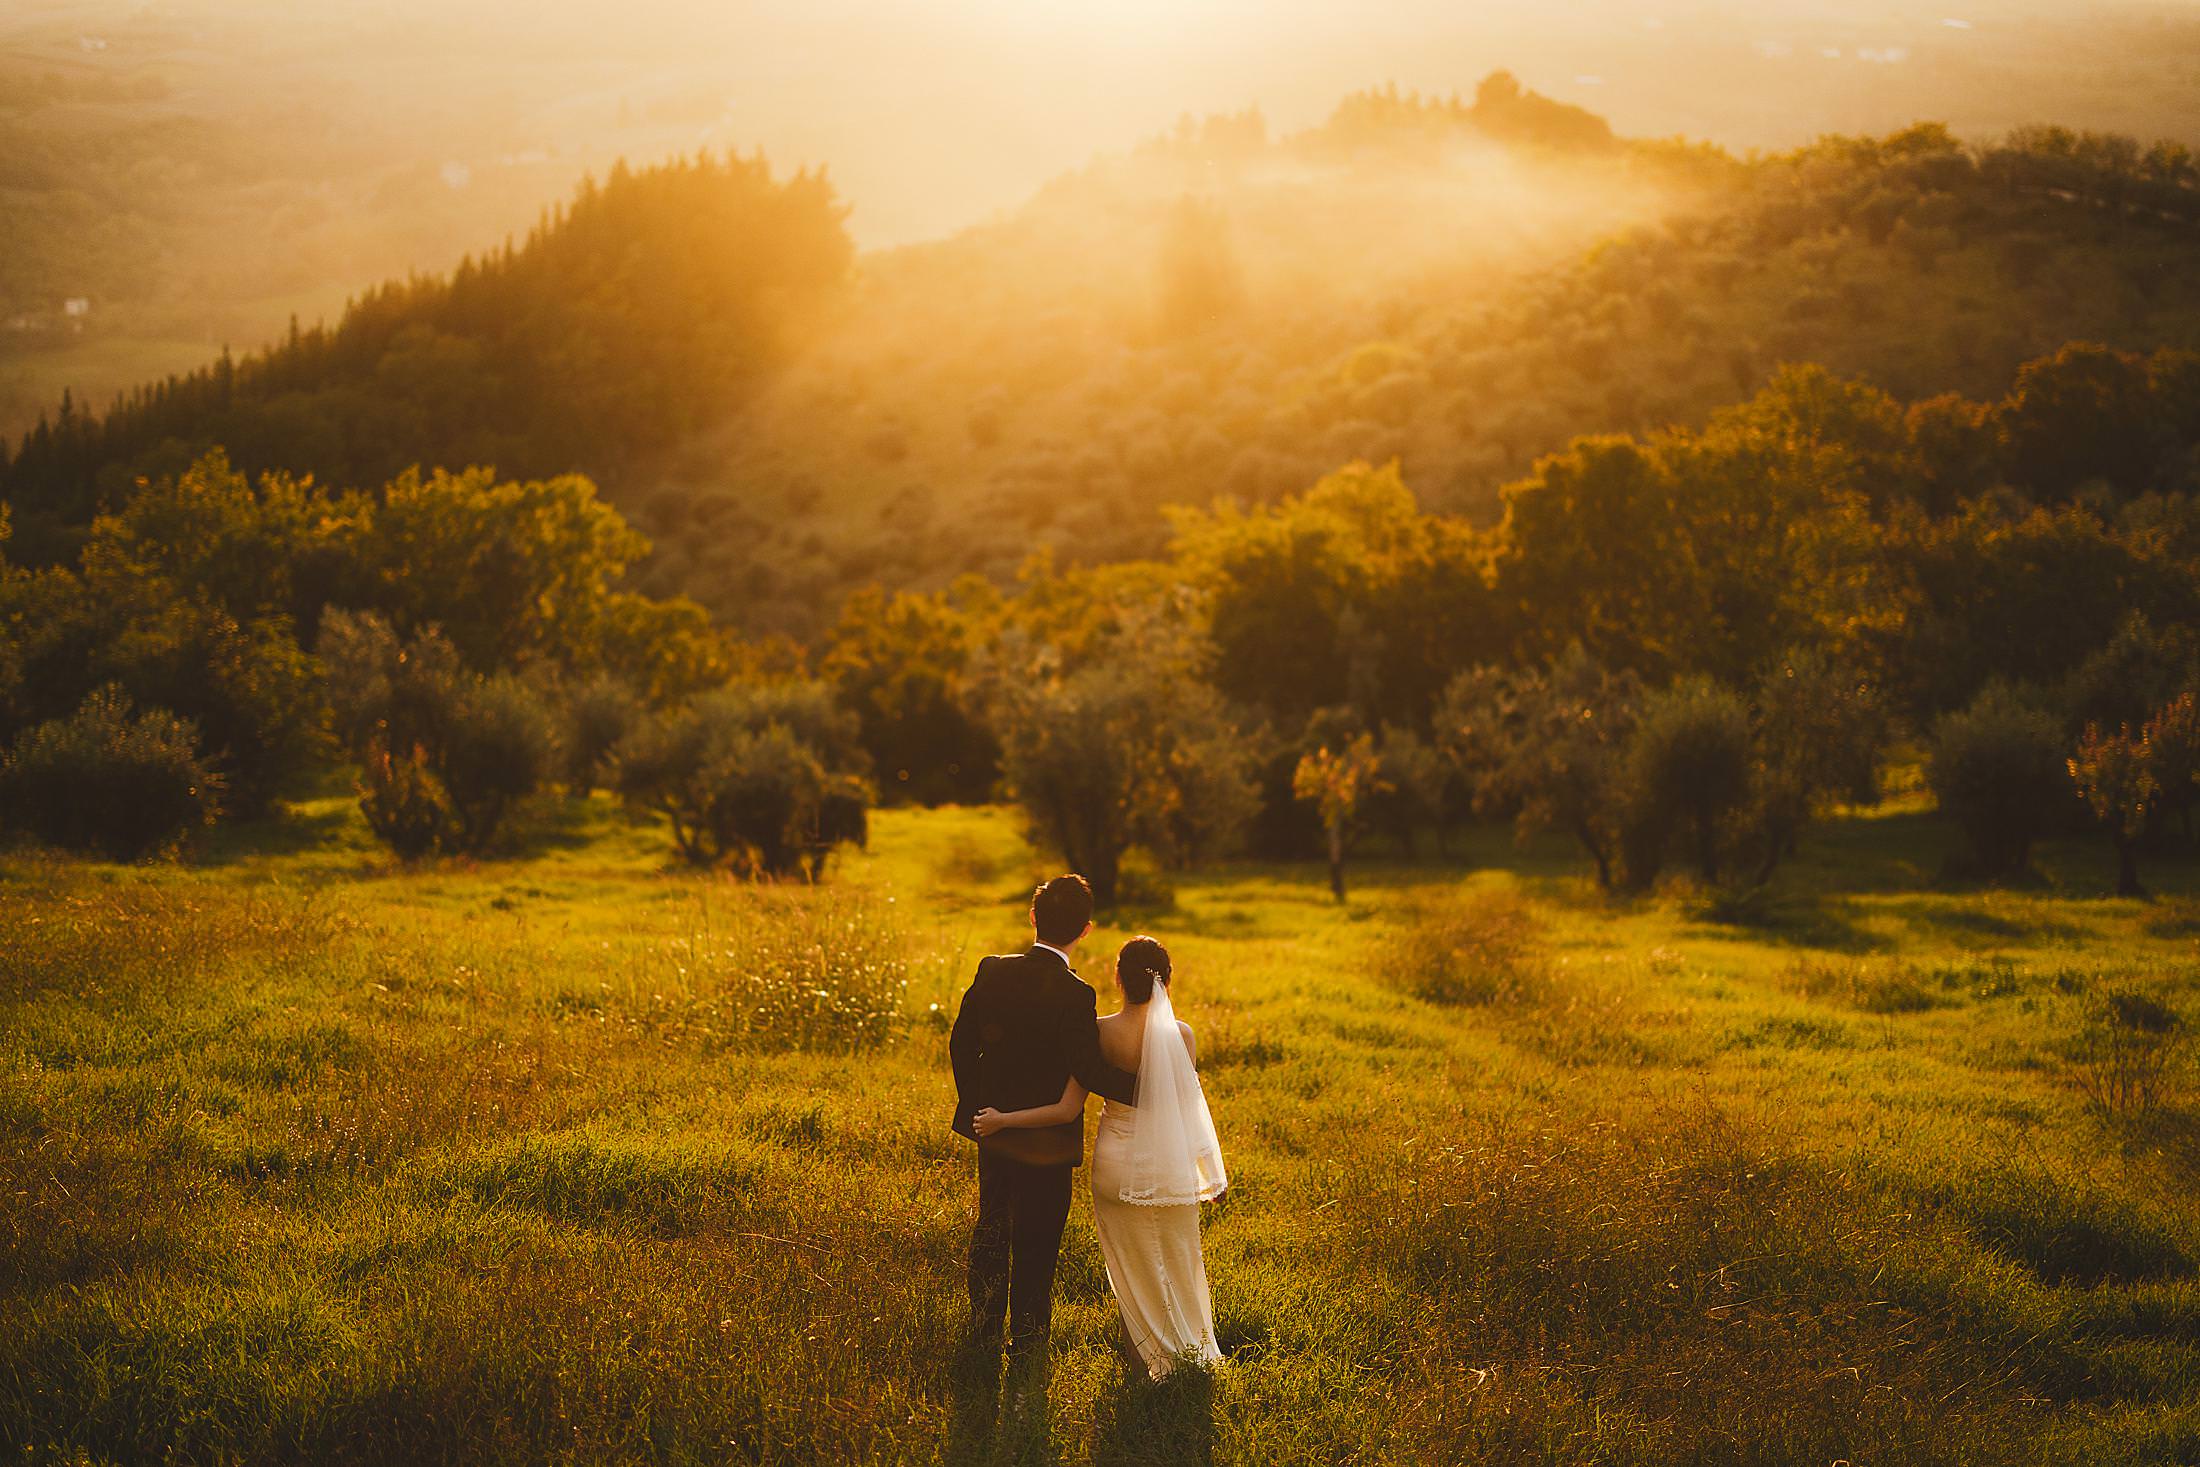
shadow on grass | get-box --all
[942,1342,1071,1467]
[195,797,364,867]
[945,1340,1005,1466]
[1093,1362,1215,1467]
[2116,1103,2200,1185]
[1882,898,2086,947]
[1681,886,1892,954]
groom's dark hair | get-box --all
[1031,875,1094,947]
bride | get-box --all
[973,935,1227,1379]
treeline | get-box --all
[4,338,2199,896]
[1,153,850,566]
[1296,73,1616,158]
[633,112,2200,638]
[0,453,870,873]
[11,97,2200,646]
[811,341,2200,899]
[1122,70,1617,169]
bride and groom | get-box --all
[949,874,1227,1382]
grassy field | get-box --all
[3,792,2197,1464]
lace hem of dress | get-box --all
[1115,1186,1225,1207]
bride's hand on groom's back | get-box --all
[972,1107,1005,1137]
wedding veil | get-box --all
[1119,982,1228,1206]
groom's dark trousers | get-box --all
[950,944,1136,1356]
[969,1152,1073,1354]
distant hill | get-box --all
[613,87,2200,635]
[0,152,849,566]
[6,76,2199,639]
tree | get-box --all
[2068,723,2157,896]
[14,451,337,816]
[1293,733,1384,901]
[1997,343,2164,500]
[2058,613,2198,735]
[1368,724,1451,858]
[1170,463,1497,729]
[1927,683,2071,878]
[338,466,651,673]
[1439,648,1653,891]
[823,583,998,805]
[2143,693,2200,844]
[1494,437,1688,677]
[1742,649,1886,882]
[1628,678,1753,883]
[991,646,1257,906]
[2,153,852,528]
[608,685,872,876]
[563,674,641,795]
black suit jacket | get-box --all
[949,945,1138,1166]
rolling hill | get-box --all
[6,76,2199,640]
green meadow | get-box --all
[3,794,2197,1464]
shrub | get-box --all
[0,686,220,859]
[440,675,559,848]
[706,680,869,779]
[319,610,557,856]
[562,674,641,793]
[1926,683,2070,877]
[90,604,326,819]
[359,742,461,859]
[2069,988,2187,1116]
[320,608,464,757]
[610,689,872,876]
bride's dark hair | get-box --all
[1117,935,1172,1003]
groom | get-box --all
[950,874,1138,1362]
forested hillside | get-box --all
[6,78,2199,641]
[0,153,849,567]
[658,101,2200,635]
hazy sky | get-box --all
[25,0,2185,246]
[523,0,2195,243]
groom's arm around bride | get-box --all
[949,881,1134,1166]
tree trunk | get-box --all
[1081,844,1122,909]
[2116,836,2145,898]
[1752,820,1787,887]
[1578,820,1614,891]
[1326,823,1348,902]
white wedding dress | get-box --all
[1088,983,1227,1379]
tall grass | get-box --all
[2,802,2197,1463]
[1366,888,1549,1006]
[2068,988,2190,1117]
[671,889,919,1052]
